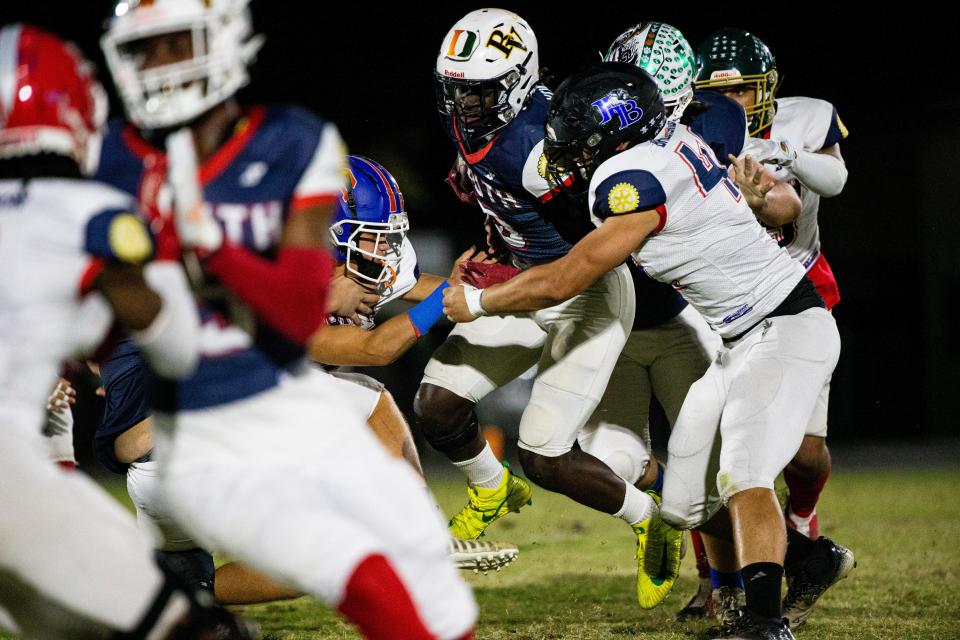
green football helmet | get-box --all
[605,21,696,123]
[694,28,779,136]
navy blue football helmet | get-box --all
[330,155,409,286]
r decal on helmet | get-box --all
[486,27,527,58]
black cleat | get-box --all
[675,579,714,621]
[166,592,260,640]
[703,607,794,640]
[783,536,856,628]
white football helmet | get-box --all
[101,0,264,130]
[435,9,539,153]
[604,22,696,123]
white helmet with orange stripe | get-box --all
[101,0,263,130]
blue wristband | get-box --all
[407,281,450,337]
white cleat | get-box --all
[448,537,519,574]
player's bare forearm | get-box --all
[97,263,162,331]
[457,212,657,316]
[403,273,448,303]
[308,314,418,367]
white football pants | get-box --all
[422,264,635,457]
[153,367,477,640]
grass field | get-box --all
[237,468,960,639]
[5,468,959,639]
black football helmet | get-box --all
[543,62,665,185]
[694,28,779,136]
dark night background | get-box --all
[3,3,958,462]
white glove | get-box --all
[166,128,222,254]
[43,379,75,438]
[750,137,797,168]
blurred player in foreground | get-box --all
[97,1,478,637]
[0,23,253,638]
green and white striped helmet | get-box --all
[604,21,696,122]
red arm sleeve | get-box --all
[204,243,334,345]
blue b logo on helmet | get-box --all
[592,91,644,130]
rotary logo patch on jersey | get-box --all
[592,170,666,221]
[109,213,153,263]
[836,113,849,139]
[608,182,640,214]
[537,153,548,179]
[85,208,155,265]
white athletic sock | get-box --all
[614,483,656,525]
[452,443,505,489]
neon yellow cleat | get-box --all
[634,492,683,609]
[448,462,532,540]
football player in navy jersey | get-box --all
[420,9,679,603]
[600,21,802,620]
[0,23,254,639]
[97,2,478,638]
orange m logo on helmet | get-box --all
[447,30,479,60]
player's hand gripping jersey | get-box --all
[590,122,806,339]
[326,237,420,330]
[743,97,848,307]
[96,106,344,410]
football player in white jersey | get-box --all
[98,2,478,638]
[444,63,854,640]
[695,28,849,548]
[0,23,254,639]
[595,21,805,620]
